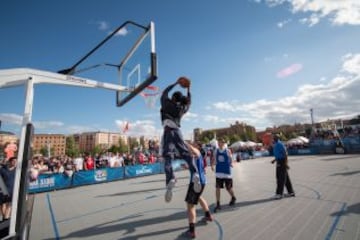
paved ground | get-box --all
[29,154,360,240]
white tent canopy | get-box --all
[230,141,246,150]
[230,140,261,150]
[287,136,309,145]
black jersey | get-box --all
[160,83,191,128]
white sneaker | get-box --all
[192,174,201,193]
[165,179,176,202]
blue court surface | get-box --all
[29,155,360,240]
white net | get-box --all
[140,85,160,108]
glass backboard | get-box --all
[116,21,157,107]
[57,21,158,108]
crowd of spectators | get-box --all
[310,126,360,141]
[0,142,18,222]
[29,150,160,179]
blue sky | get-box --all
[1,0,360,140]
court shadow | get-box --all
[96,183,189,198]
[320,155,357,161]
[133,176,188,185]
[53,209,189,239]
[209,197,275,213]
[331,202,360,216]
[95,187,165,197]
[330,170,360,176]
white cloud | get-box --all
[65,125,104,134]
[212,102,237,112]
[34,121,64,129]
[0,113,22,126]
[265,0,287,7]
[183,111,198,121]
[299,14,320,27]
[277,19,291,28]
[95,20,128,36]
[342,53,360,74]
[97,21,109,31]
[115,119,160,137]
[209,53,360,127]
[113,27,128,36]
[261,0,360,26]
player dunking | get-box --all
[160,77,201,202]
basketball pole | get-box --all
[9,77,34,236]
[0,68,127,238]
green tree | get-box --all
[129,137,139,153]
[240,133,247,141]
[305,127,312,137]
[289,132,298,139]
[200,136,210,144]
[140,137,145,150]
[108,145,119,153]
[65,136,79,157]
[92,145,103,155]
[229,134,240,145]
[40,146,54,158]
[246,129,257,142]
[118,137,128,153]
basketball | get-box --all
[178,77,191,88]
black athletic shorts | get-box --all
[185,182,205,205]
[216,178,233,189]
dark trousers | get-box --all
[276,161,294,195]
[162,127,196,185]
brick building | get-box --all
[194,121,256,143]
[33,134,66,157]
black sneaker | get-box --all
[185,230,196,239]
[229,197,236,206]
[214,205,221,213]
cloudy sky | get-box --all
[0,0,359,139]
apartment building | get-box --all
[33,134,66,157]
[0,131,18,147]
[194,121,256,142]
[73,132,129,153]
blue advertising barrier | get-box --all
[288,148,318,155]
[28,162,189,193]
[72,167,125,187]
[28,173,72,193]
[124,163,161,178]
[308,136,360,154]
[235,150,270,160]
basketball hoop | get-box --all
[140,85,160,108]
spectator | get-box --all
[73,154,84,171]
[84,154,95,170]
[4,142,17,161]
[148,153,155,164]
[0,157,17,221]
[108,152,120,168]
